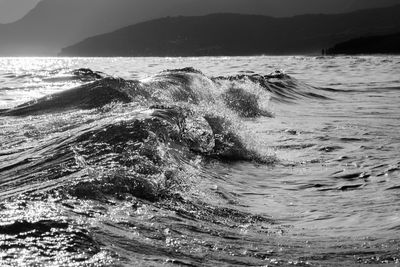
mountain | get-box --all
[60,5,400,57]
[326,32,400,55]
[1,0,400,56]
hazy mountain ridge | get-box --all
[1,0,400,56]
[60,5,400,56]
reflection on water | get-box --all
[0,56,400,266]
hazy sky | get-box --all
[0,0,399,24]
[0,0,40,23]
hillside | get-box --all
[326,33,400,55]
[60,5,400,56]
[1,0,400,56]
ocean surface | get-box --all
[0,56,399,266]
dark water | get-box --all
[0,56,400,266]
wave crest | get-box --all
[1,67,327,118]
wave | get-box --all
[1,67,328,117]
[0,68,328,199]
[0,67,333,266]
[0,105,271,202]
[213,70,331,103]
[0,78,133,116]
[1,68,106,87]
[0,67,329,199]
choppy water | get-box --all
[0,56,399,266]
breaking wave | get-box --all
[1,67,327,117]
[0,67,330,266]
[0,67,330,203]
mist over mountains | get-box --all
[0,0,399,56]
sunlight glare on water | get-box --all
[0,56,400,266]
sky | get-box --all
[0,0,399,24]
[0,0,40,23]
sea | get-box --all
[0,56,399,266]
